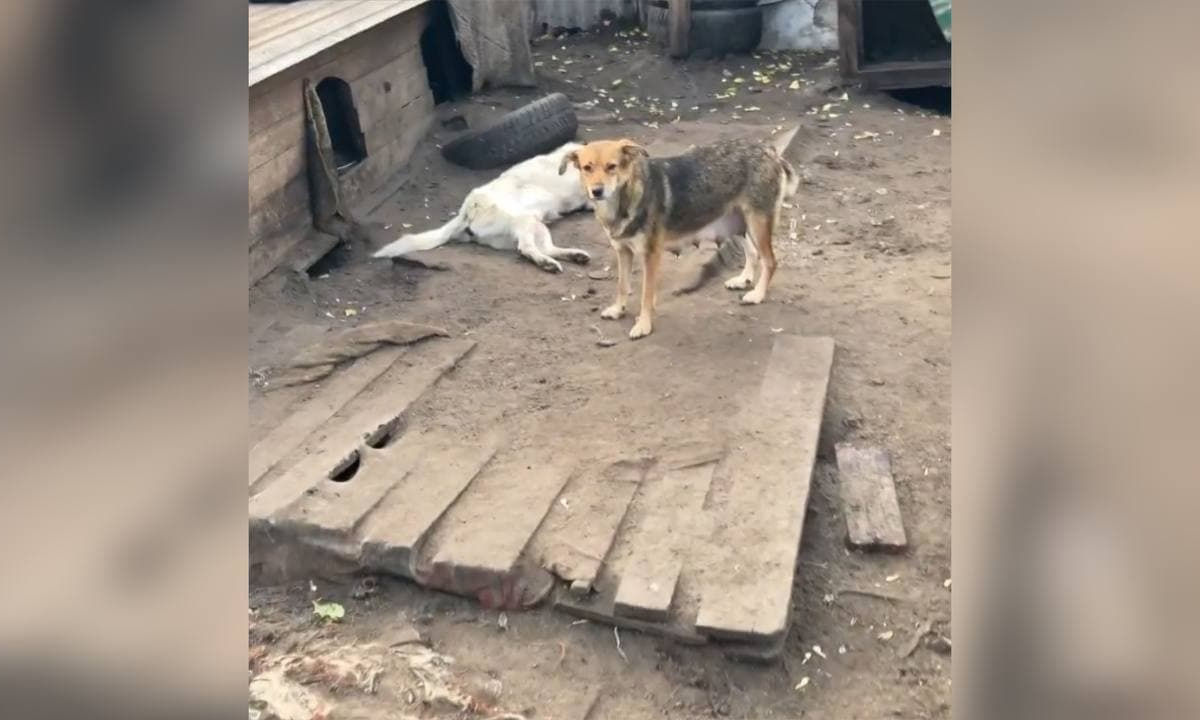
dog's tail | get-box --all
[780,158,800,199]
[770,124,802,199]
[771,124,801,158]
[373,209,469,258]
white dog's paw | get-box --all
[740,289,766,305]
[564,249,591,265]
[600,303,626,320]
[536,258,564,273]
[628,317,653,339]
[724,275,754,290]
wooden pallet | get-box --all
[249,334,835,658]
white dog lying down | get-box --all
[373,142,592,273]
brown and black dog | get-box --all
[560,129,798,339]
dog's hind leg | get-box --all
[533,221,591,265]
[740,210,777,305]
[514,217,564,273]
[724,233,759,291]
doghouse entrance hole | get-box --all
[306,240,352,279]
[421,0,473,104]
[889,87,951,116]
[315,77,368,174]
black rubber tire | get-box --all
[440,93,578,171]
[656,0,759,8]
[646,1,762,56]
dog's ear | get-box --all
[558,150,580,175]
[617,139,648,162]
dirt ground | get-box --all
[250,25,950,720]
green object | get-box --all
[929,0,951,42]
[312,600,345,622]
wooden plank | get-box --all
[250,1,429,87]
[359,434,502,578]
[249,338,475,523]
[250,1,347,38]
[250,1,366,51]
[250,226,307,287]
[835,444,907,552]
[277,428,439,557]
[249,346,405,488]
[249,142,305,212]
[614,557,681,622]
[252,75,308,140]
[414,451,575,600]
[856,60,951,90]
[529,459,647,590]
[668,0,691,58]
[837,0,862,80]
[250,110,304,175]
[693,335,835,644]
[249,173,310,249]
[613,462,717,622]
[555,588,708,646]
[351,60,431,133]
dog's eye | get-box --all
[582,164,593,172]
[605,163,617,171]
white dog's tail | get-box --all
[373,210,469,258]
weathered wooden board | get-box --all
[668,0,691,58]
[249,174,310,251]
[351,58,431,133]
[836,443,907,552]
[693,335,835,644]
[530,459,647,591]
[359,434,501,577]
[275,428,436,557]
[414,451,574,603]
[249,1,429,87]
[248,338,475,522]
[249,346,404,488]
[555,587,708,646]
[613,462,717,622]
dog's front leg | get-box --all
[629,241,662,339]
[601,241,632,320]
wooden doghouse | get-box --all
[249,0,457,284]
[837,0,950,90]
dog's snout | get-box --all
[590,187,604,199]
